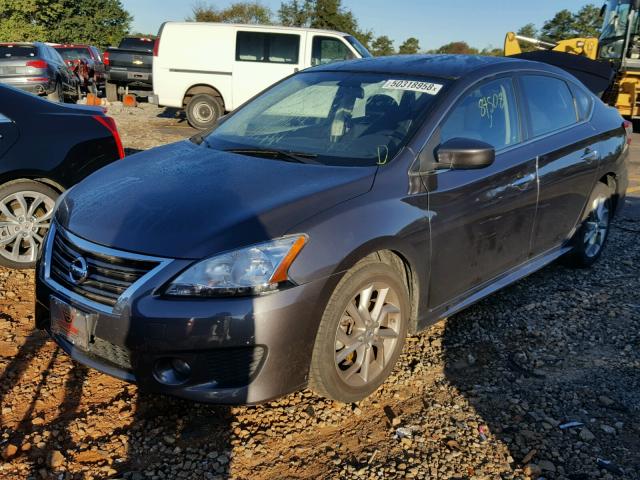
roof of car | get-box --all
[311,54,531,80]
[163,21,351,37]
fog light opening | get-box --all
[153,358,192,386]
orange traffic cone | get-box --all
[123,94,137,108]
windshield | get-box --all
[119,37,155,51]
[55,47,91,60]
[601,0,632,42]
[204,72,447,167]
[345,36,372,58]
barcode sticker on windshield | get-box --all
[382,80,443,95]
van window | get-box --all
[440,77,520,151]
[312,36,354,65]
[521,75,578,137]
[236,31,300,64]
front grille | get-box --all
[49,228,159,308]
[198,347,266,387]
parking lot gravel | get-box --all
[0,104,638,480]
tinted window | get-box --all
[118,37,155,51]
[521,75,578,137]
[0,45,37,58]
[312,36,353,65]
[55,47,92,60]
[441,77,520,151]
[572,85,593,121]
[236,32,300,64]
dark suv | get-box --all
[0,42,79,102]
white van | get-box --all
[152,22,371,129]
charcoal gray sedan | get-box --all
[35,55,630,404]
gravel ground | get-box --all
[0,104,638,480]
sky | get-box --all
[124,0,597,51]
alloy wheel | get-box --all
[0,191,55,264]
[334,282,402,387]
[584,196,610,258]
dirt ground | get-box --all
[0,104,638,480]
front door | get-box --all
[232,31,303,108]
[424,76,538,310]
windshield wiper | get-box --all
[224,148,318,164]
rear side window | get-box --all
[236,32,300,64]
[572,85,593,121]
[312,36,353,66]
[0,45,37,58]
[521,75,578,137]
[440,77,521,151]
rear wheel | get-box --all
[309,257,409,403]
[0,181,58,269]
[565,182,612,268]
[186,93,224,130]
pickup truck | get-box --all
[103,37,154,101]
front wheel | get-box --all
[0,181,58,269]
[565,182,613,268]
[309,256,409,403]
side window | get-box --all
[520,75,578,137]
[440,77,520,151]
[312,36,354,66]
[236,32,300,64]
[572,84,593,121]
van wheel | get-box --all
[186,94,224,130]
[565,182,612,268]
[106,81,118,102]
[309,257,409,403]
[0,180,58,269]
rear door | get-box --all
[424,75,538,309]
[517,73,600,256]
[232,30,302,108]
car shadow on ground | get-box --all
[156,107,187,123]
[442,210,640,478]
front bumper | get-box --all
[35,229,333,404]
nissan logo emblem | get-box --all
[69,257,89,284]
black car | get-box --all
[0,84,124,269]
[36,55,629,404]
[0,42,80,102]
[103,37,154,102]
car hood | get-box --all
[56,141,376,259]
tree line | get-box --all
[0,0,603,54]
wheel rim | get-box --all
[334,282,402,387]
[193,102,214,124]
[0,191,55,264]
[584,196,610,258]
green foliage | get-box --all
[540,3,601,41]
[0,0,131,47]
[278,0,373,49]
[435,41,478,55]
[480,46,503,56]
[371,35,394,56]
[189,1,272,24]
[398,37,420,55]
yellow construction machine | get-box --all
[505,0,640,118]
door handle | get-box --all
[581,149,599,163]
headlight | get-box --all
[164,235,307,297]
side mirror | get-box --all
[435,138,495,170]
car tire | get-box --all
[565,182,613,268]
[47,81,63,103]
[186,94,224,130]
[0,180,58,270]
[309,254,409,403]
[106,81,118,102]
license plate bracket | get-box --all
[50,297,96,351]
